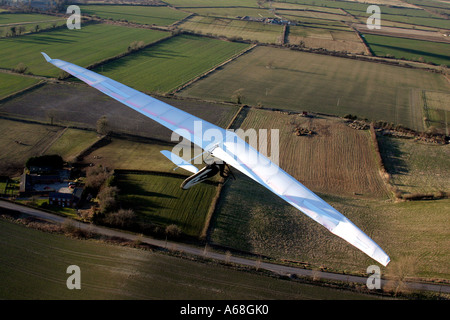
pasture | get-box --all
[423,90,450,135]
[0,13,66,37]
[287,25,366,53]
[181,6,276,18]
[377,135,450,195]
[0,23,170,77]
[363,34,450,67]
[0,72,41,100]
[80,4,190,26]
[81,137,178,172]
[179,16,284,44]
[0,118,64,175]
[179,46,450,131]
[94,34,251,93]
[271,0,450,28]
[0,219,373,299]
[115,172,217,238]
[43,128,100,162]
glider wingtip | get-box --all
[41,52,51,62]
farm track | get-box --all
[1,199,448,295]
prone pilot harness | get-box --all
[180,162,235,190]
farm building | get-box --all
[49,188,82,208]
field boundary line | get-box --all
[0,79,46,103]
[200,104,246,241]
[39,126,68,156]
[170,43,257,94]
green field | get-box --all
[115,172,217,237]
[0,13,65,25]
[270,0,450,28]
[182,6,276,18]
[423,90,450,134]
[179,16,284,44]
[44,128,100,162]
[0,13,66,37]
[0,72,40,100]
[82,138,179,172]
[363,34,450,67]
[81,5,190,26]
[95,34,251,93]
[179,46,450,131]
[0,218,375,299]
[165,0,261,7]
[0,118,64,175]
[287,24,366,53]
[378,135,450,195]
[0,23,170,77]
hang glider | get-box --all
[41,52,390,266]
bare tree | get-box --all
[96,115,110,135]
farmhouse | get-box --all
[49,187,82,208]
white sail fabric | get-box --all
[42,53,390,266]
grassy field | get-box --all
[164,0,261,8]
[210,173,450,279]
[181,6,276,18]
[94,34,251,93]
[0,13,65,25]
[0,218,375,299]
[115,172,217,237]
[237,109,389,198]
[0,118,64,175]
[0,72,41,100]
[287,25,366,53]
[363,34,450,67]
[377,135,450,195]
[270,0,450,28]
[179,16,284,44]
[179,46,450,131]
[80,4,190,26]
[422,90,450,135]
[0,13,66,37]
[81,137,179,172]
[44,128,100,162]
[0,23,170,77]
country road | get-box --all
[1,199,448,295]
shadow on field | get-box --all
[94,47,188,74]
[377,135,408,175]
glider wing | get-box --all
[42,53,389,266]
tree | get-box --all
[104,209,136,228]
[85,165,111,193]
[97,185,119,214]
[9,26,16,37]
[232,88,244,104]
[96,115,110,135]
[13,63,28,74]
[165,224,181,239]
